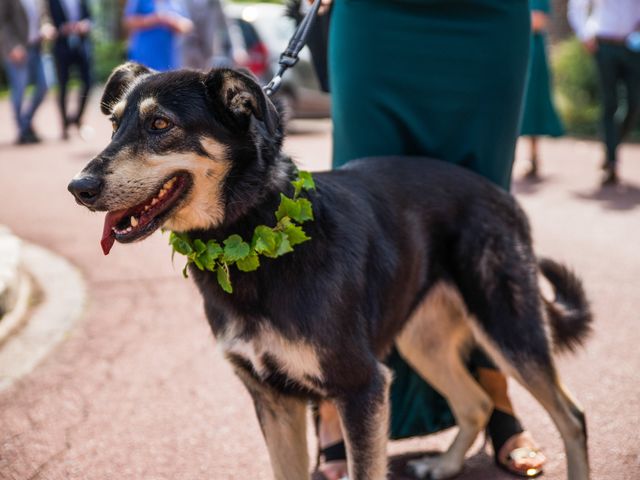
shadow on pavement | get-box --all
[573,182,640,211]
[388,449,513,480]
[311,449,512,480]
[513,174,553,196]
[0,140,19,150]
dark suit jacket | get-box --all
[48,0,91,53]
[0,0,29,58]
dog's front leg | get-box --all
[335,363,391,480]
[234,367,309,480]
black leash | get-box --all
[263,0,322,97]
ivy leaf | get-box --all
[188,252,205,271]
[275,231,293,256]
[193,239,207,255]
[182,262,189,278]
[275,193,301,222]
[223,234,251,262]
[291,170,316,198]
[237,253,260,272]
[284,222,310,246]
[253,225,278,256]
[291,178,304,198]
[207,241,223,258]
[295,198,313,222]
[216,263,233,293]
[200,241,223,270]
[169,232,193,255]
[298,171,315,191]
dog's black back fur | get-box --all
[192,155,576,395]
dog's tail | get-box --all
[538,258,592,353]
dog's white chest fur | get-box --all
[219,324,324,389]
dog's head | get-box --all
[68,63,284,255]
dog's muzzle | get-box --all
[68,175,103,207]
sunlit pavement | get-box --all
[0,94,638,479]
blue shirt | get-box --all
[125,0,183,71]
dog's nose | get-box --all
[68,176,103,206]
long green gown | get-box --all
[328,0,530,439]
[521,0,564,137]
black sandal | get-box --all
[320,440,347,463]
[312,405,349,479]
[488,410,544,478]
[312,441,348,480]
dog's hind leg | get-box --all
[453,215,590,479]
[231,363,309,480]
[455,249,589,478]
[334,362,392,480]
[395,283,493,479]
[471,327,589,480]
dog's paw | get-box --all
[407,455,463,480]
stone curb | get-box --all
[0,226,22,319]
[0,243,86,391]
[0,269,32,347]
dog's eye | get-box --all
[111,120,118,133]
[151,117,171,131]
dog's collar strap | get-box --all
[168,171,316,293]
[263,0,322,97]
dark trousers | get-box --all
[54,39,92,130]
[595,42,640,165]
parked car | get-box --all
[224,2,331,119]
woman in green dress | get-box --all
[309,0,546,478]
[521,0,565,179]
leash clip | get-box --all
[279,52,300,68]
[262,0,321,97]
[263,75,283,97]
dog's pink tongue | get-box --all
[101,210,128,255]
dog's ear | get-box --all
[205,69,279,135]
[100,62,153,115]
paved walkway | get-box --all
[0,95,639,479]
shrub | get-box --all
[552,38,600,136]
[93,40,127,83]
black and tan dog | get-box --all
[68,63,591,480]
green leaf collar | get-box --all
[168,170,315,293]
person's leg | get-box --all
[3,58,29,140]
[23,45,48,139]
[317,401,348,480]
[595,44,622,172]
[618,49,640,144]
[477,368,546,476]
[55,50,71,138]
[75,44,93,126]
[525,136,539,178]
[323,1,542,477]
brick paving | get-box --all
[0,94,638,479]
